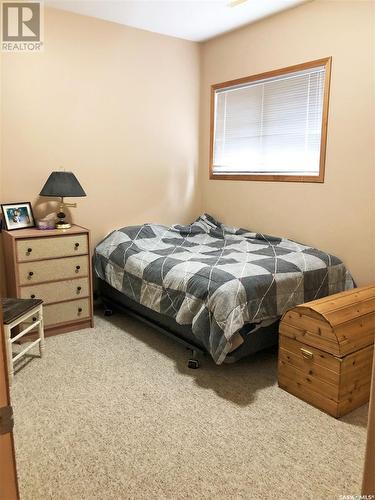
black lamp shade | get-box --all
[40,172,86,198]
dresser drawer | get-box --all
[43,298,90,326]
[20,278,89,304]
[18,255,88,285]
[17,234,88,261]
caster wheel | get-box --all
[187,359,199,369]
[104,308,114,317]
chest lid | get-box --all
[280,285,375,357]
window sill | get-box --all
[209,173,325,183]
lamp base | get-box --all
[56,209,71,230]
[56,222,72,230]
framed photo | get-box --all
[1,202,35,231]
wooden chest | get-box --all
[278,285,375,417]
[2,225,94,337]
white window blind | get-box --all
[213,65,326,176]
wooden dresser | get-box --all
[278,285,375,418]
[2,225,93,336]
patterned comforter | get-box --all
[94,214,354,364]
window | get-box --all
[210,58,331,182]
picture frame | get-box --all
[1,202,36,231]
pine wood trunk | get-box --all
[278,285,375,418]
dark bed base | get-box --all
[98,279,279,368]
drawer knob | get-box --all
[32,317,37,322]
[75,242,80,248]
[301,348,313,360]
[27,247,32,253]
[30,294,35,299]
[75,265,81,271]
[77,286,82,292]
[28,271,34,277]
[78,307,83,313]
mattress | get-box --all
[93,214,354,364]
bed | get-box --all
[93,214,354,366]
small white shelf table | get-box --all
[1,298,45,385]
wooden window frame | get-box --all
[209,57,332,183]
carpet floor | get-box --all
[11,311,368,500]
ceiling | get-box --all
[45,0,308,42]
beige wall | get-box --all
[1,8,200,252]
[0,51,5,297]
[199,0,375,286]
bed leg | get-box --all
[104,306,114,317]
[187,349,200,369]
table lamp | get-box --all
[39,171,86,229]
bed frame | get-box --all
[98,279,279,368]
